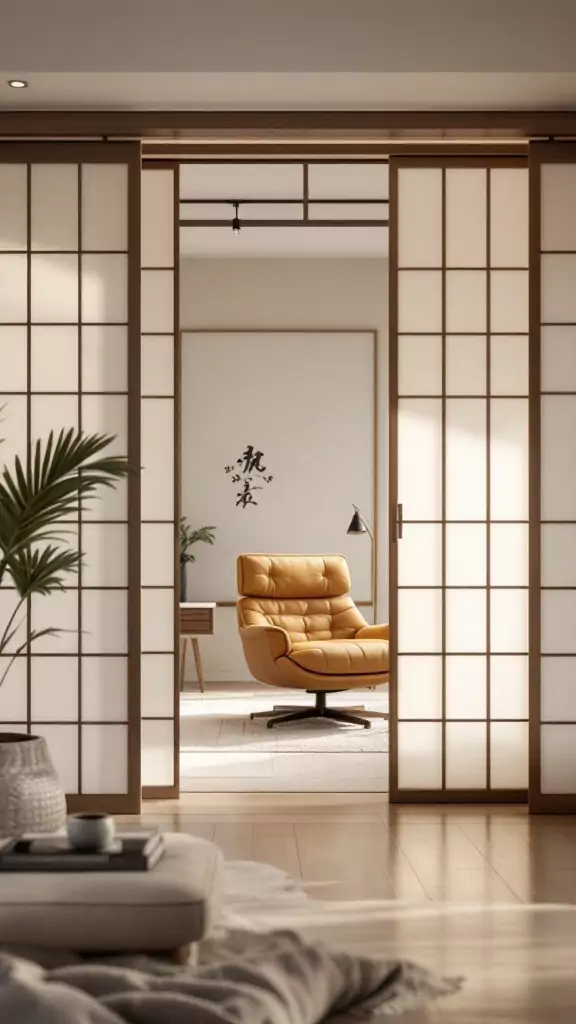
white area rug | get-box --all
[181,714,388,753]
[180,687,389,793]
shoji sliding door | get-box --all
[140,163,179,799]
[0,143,141,812]
[530,142,576,811]
[390,156,530,802]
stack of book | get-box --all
[0,830,165,871]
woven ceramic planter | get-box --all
[0,732,66,837]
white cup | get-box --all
[67,813,115,851]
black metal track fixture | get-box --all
[231,201,241,234]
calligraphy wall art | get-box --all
[224,445,274,508]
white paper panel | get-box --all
[142,588,175,652]
[0,254,27,322]
[398,271,442,332]
[397,168,442,267]
[446,399,486,520]
[541,396,576,521]
[31,326,78,392]
[446,271,487,333]
[491,722,528,788]
[542,327,576,393]
[446,524,487,586]
[541,164,576,251]
[82,395,128,521]
[0,657,27,721]
[142,270,175,333]
[398,399,442,520]
[142,719,174,786]
[31,657,78,721]
[446,589,486,653]
[82,164,127,251]
[142,523,175,587]
[82,523,128,587]
[446,722,486,788]
[142,654,175,718]
[141,335,175,396]
[446,336,486,395]
[0,164,26,250]
[82,254,127,323]
[398,336,441,396]
[491,590,529,654]
[309,163,388,200]
[397,656,442,720]
[0,592,23,654]
[490,524,529,586]
[33,724,78,794]
[542,254,576,323]
[31,394,78,439]
[309,202,386,220]
[0,396,26,466]
[398,524,442,587]
[31,254,78,323]
[491,335,529,395]
[0,326,27,391]
[31,591,78,653]
[541,725,576,793]
[446,656,487,719]
[398,590,442,654]
[490,168,529,268]
[446,168,486,267]
[82,325,128,393]
[542,591,576,655]
[490,399,529,520]
[81,657,127,721]
[180,162,303,200]
[541,657,576,722]
[82,724,127,793]
[398,722,442,789]
[490,655,529,719]
[142,169,174,267]
[141,399,175,521]
[31,164,77,251]
[490,270,529,333]
[542,525,576,587]
[82,590,127,654]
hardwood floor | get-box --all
[117,795,576,1021]
[120,794,576,905]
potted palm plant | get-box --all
[0,426,129,836]
[179,518,216,601]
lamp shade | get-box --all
[347,509,367,535]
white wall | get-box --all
[180,257,388,683]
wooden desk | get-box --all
[179,602,216,693]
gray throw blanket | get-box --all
[0,930,460,1022]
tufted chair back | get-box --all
[237,553,367,643]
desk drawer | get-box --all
[180,607,214,635]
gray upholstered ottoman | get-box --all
[0,833,223,961]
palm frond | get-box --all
[4,544,80,598]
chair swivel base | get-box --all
[250,690,374,729]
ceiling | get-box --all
[180,225,388,259]
[1,1,576,114]
[3,72,576,112]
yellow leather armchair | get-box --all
[237,553,389,729]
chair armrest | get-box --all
[239,625,291,660]
[356,623,389,641]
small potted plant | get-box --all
[0,425,129,836]
[180,518,216,602]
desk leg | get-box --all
[191,637,205,693]
[179,636,187,691]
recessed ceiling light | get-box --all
[8,80,28,89]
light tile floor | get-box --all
[180,682,389,792]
